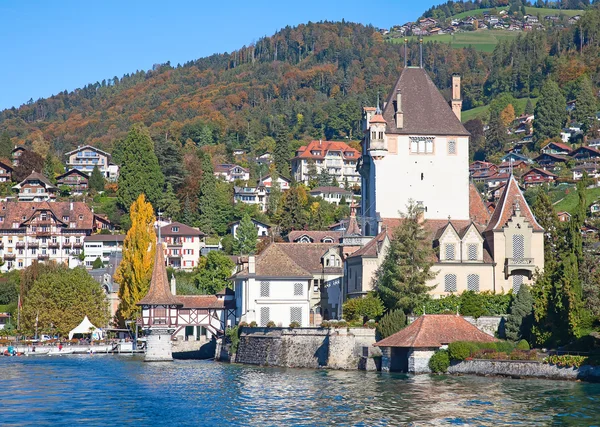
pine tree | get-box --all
[116,126,165,212]
[505,285,534,342]
[317,168,332,187]
[115,194,156,325]
[92,257,104,269]
[273,117,290,178]
[533,80,566,147]
[574,76,597,135]
[233,213,258,255]
[155,138,184,189]
[278,186,308,236]
[376,309,407,339]
[525,99,535,115]
[89,165,105,192]
[267,166,282,216]
[157,183,181,220]
[43,152,56,184]
[0,132,12,159]
[375,201,436,314]
[532,191,559,268]
[198,153,217,234]
[485,109,507,156]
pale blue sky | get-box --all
[0,0,438,110]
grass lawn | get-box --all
[523,6,583,18]
[554,186,600,214]
[392,30,521,53]
[461,97,538,123]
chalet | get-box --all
[12,171,57,202]
[0,160,13,182]
[309,186,352,205]
[569,146,600,161]
[522,168,557,187]
[470,161,499,182]
[572,163,600,181]
[56,169,89,193]
[541,141,571,156]
[501,152,533,164]
[498,160,528,174]
[485,172,510,189]
[535,153,568,168]
[214,164,250,182]
[11,146,26,167]
[557,212,571,222]
[418,17,437,28]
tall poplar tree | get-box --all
[278,186,308,236]
[115,194,157,325]
[533,80,566,147]
[233,214,258,255]
[375,201,437,314]
[116,126,165,212]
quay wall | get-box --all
[448,359,600,381]
[235,327,380,370]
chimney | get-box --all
[396,90,403,129]
[248,255,256,274]
[451,74,463,121]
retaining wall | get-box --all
[235,327,380,370]
[448,359,600,381]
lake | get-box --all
[1,356,600,426]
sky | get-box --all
[0,0,439,111]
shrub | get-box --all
[448,341,478,361]
[249,321,257,327]
[289,321,301,328]
[225,326,240,354]
[266,321,276,328]
[342,293,384,323]
[544,354,588,368]
[459,291,486,318]
[376,310,407,339]
[516,339,530,350]
[238,321,248,328]
[505,285,534,342]
[320,321,331,328]
[429,350,450,373]
[334,320,348,328]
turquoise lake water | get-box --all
[1,356,600,426]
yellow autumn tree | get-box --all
[500,104,516,128]
[115,194,156,326]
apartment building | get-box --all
[159,222,205,270]
[291,140,360,188]
[83,234,125,268]
[214,164,250,182]
[65,145,119,180]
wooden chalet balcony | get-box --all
[4,253,15,260]
[36,230,51,237]
[504,257,535,279]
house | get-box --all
[214,164,249,182]
[159,221,205,271]
[234,186,268,212]
[12,171,57,202]
[258,174,290,190]
[572,163,600,181]
[309,186,352,205]
[89,252,122,318]
[65,145,118,180]
[56,169,89,193]
[256,152,272,165]
[557,212,571,222]
[541,141,571,156]
[374,314,496,373]
[469,161,498,182]
[500,152,533,164]
[0,160,13,182]
[569,146,600,161]
[498,160,528,174]
[11,146,26,167]
[83,234,125,268]
[521,168,557,187]
[0,201,100,272]
[534,153,568,168]
[524,15,539,24]
[591,203,600,216]
[291,140,361,188]
[485,172,510,190]
[230,218,270,238]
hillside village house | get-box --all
[541,141,571,156]
[233,175,291,212]
[215,164,250,182]
[13,172,58,202]
[522,167,557,187]
[159,222,205,271]
[56,169,89,193]
[258,174,290,190]
[230,218,270,238]
[350,66,544,299]
[309,186,353,205]
[291,140,361,188]
[11,146,26,167]
[0,160,13,182]
[83,234,125,268]
[65,145,119,180]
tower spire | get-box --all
[376,91,381,114]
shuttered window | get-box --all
[260,307,270,326]
[294,283,303,296]
[467,274,480,292]
[445,244,456,261]
[290,307,302,325]
[260,281,270,297]
[467,244,478,261]
[444,274,457,292]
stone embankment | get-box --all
[448,359,600,381]
[234,327,380,370]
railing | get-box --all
[36,231,51,236]
[15,242,25,249]
[28,241,39,248]
[37,254,49,260]
[48,242,59,248]
[506,257,534,266]
[168,241,184,247]
[72,242,83,248]
[4,253,15,260]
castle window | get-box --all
[448,140,456,155]
[371,131,376,140]
[467,274,480,292]
[467,244,478,261]
[513,234,525,260]
[513,275,523,293]
[378,132,384,140]
[444,274,457,292]
[260,307,270,326]
[445,244,456,261]
[294,283,303,296]
[410,137,434,154]
[290,307,302,325]
[260,281,270,297]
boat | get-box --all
[47,348,74,356]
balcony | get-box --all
[36,230,51,237]
[72,242,83,248]
[4,253,15,260]
[48,242,60,248]
[38,254,50,260]
[29,241,39,248]
[168,240,184,247]
[15,242,26,249]
[504,257,535,279]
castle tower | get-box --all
[451,74,463,121]
[138,242,182,362]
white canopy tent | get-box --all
[68,316,104,340]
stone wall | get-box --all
[235,327,380,370]
[448,359,600,381]
[145,329,174,362]
[408,349,437,374]
[172,339,216,360]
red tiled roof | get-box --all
[543,141,571,152]
[469,183,490,225]
[485,175,543,232]
[138,243,182,306]
[347,229,388,258]
[287,230,342,243]
[570,146,600,157]
[374,314,497,348]
[369,114,386,124]
[176,295,233,309]
[0,201,94,230]
[160,222,205,237]
[293,140,359,161]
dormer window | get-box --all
[172,226,179,233]
[22,216,26,221]
[467,244,478,261]
[444,244,455,261]
[322,238,333,243]
[63,216,69,222]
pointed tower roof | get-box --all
[469,182,491,226]
[138,242,182,306]
[381,68,470,136]
[484,175,543,233]
[345,199,361,236]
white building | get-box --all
[234,186,268,212]
[309,186,353,205]
[360,69,470,233]
[83,234,125,268]
[159,221,205,270]
[230,218,270,238]
[13,172,58,202]
[258,174,290,190]
[65,145,119,180]
[291,140,361,188]
[214,164,250,182]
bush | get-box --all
[238,321,248,328]
[376,310,407,339]
[249,321,257,328]
[516,339,530,350]
[289,321,301,328]
[225,326,240,354]
[320,321,331,328]
[544,354,588,368]
[415,292,513,317]
[459,291,486,318]
[448,341,478,361]
[429,350,450,373]
[266,321,276,328]
[342,293,384,323]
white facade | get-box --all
[215,164,250,182]
[65,145,115,179]
[160,222,205,271]
[0,234,84,272]
[234,186,268,212]
[309,187,353,205]
[231,219,270,238]
[83,235,124,268]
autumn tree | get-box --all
[534,80,566,147]
[500,104,516,127]
[116,126,165,212]
[233,213,258,255]
[14,150,44,182]
[115,194,157,325]
[89,165,105,192]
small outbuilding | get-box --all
[374,314,496,374]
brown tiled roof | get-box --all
[469,183,490,225]
[276,243,341,274]
[535,153,568,162]
[542,141,571,152]
[0,201,94,230]
[0,160,13,172]
[374,314,497,348]
[234,243,313,279]
[485,175,543,232]
[348,229,388,258]
[346,214,361,236]
[160,222,205,237]
[287,230,342,243]
[523,167,557,178]
[176,295,233,309]
[569,146,600,157]
[369,114,386,124]
[14,171,56,189]
[138,243,182,306]
[381,68,470,136]
[56,168,89,181]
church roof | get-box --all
[381,67,470,136]
[374,314,497,348]
[484,175,543,233]
[138,242,182,306]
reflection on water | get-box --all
[1,356,600,426]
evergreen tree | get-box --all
[532,191,559,267]
[198,153,217,234]
[116,126,165,212]
[317,168,332,186]
[89,165,105,192]
[278,186,308,236]
[0,132,12,159]
[155,138,185,189]
[233,213,258,255]
[375,201,436,314]
[505,284,534,342]
[485,109,507,156]
[533,80,566,147]
[306,160,318,187]
[376,309,407,339]
[43,152,56,184]
[92,257,104,269]
[273,117,290,178]
[574,76,597,135]
[525,99,535,115]
[157,183,181,220]
[115,194,156,325]
[267,166,282,216]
